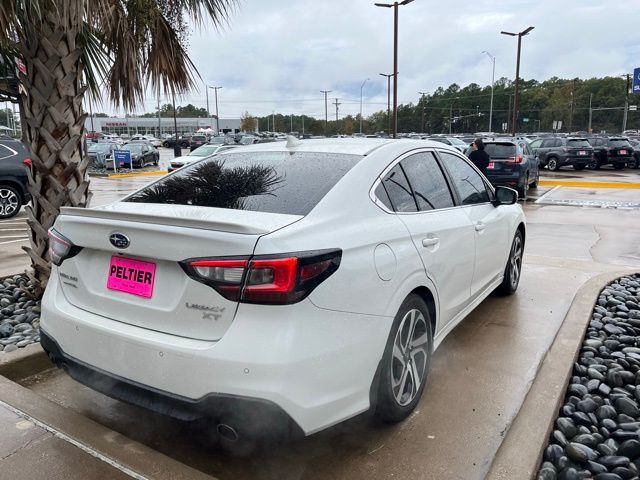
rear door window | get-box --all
[0,144,16,161]
[126,151,362,216]
[380,164,418,212]
[400,152,454,211]
[439,152,491,205]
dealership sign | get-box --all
[105,122,127,127]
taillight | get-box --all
[505,154,523,164]
[181,249,342,305]
[23,158,32,167]
[48,228,82,266]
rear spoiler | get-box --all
[59,205,302,235]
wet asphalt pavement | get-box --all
[1,158,640,479]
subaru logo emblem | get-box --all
[109,233,130,249]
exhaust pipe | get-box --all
[217,423,239,442]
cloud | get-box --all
[121,0,640,120]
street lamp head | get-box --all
[374,2,393,7]
[500,31,516,36]
[522,26,535,35]
[399,0,415,5]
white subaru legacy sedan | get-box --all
[41,138,525,440]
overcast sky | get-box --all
[106,0,640,119]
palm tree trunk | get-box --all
[18,3,91,295]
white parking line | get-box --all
[534,185,561,204]
[0,238,29,245]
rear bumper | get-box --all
[485,171,523,188]
[558,155,591,166]
[40,273,389,436]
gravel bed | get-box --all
[538,274,640,480]
[0,274,40,354]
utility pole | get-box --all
[482,51,495,132]
[568,79,575,133]
[507,94,513,133]
[359,78,369,134]
[449,97,457,135]
[290,114,293,133]
[588,93,593,133]
[320,90,331,136]
[623,73,630,132]
[333,98,341,133]
[418,91,427,133]
[379,73,393,135]
[209,86,222,135]
[501,26,534,136]
[157,86,161,138]
[205,85,210,128]
[272,111,275,133]
[302,116,305,135]
[171,91,180,157]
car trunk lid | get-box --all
[53,203,302,341]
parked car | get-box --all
[130,135,162,148]
[629,140,640,169]
[587,137,634,170]
[464,139,539,199]
[106,142,159,168]
[41,139,525,442]
[529,137,594,171]
[426,136,469,153]
[162,135,190,149]
[0,136,31,219]
[168,144,238,172]
[87,142,118,168]
[189,134,208,151]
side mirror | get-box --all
[494,186,518,206]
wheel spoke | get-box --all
[392,343,404,364]
[394,364,409,404]
[410,359,421,395]
[411,330,429,349]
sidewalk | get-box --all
[0,402,132,480]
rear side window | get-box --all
[0,144,16,161]
[126,151,362,216]
[484,143,517,158]
[381,164,418,212]
[439,152,491,205]
[567,139,591,147]
[400,152,454,211]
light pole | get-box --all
[482,50,495,132]
[501,26,534,136]
[418,91,427,133]
[359,78,369,134]
[320,90,332,136]
[374,0,414,138]
[449,97,458,134]
[379,73,393,135]
[205,84,210,128]
[209,86,222,135]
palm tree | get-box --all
[0,0,236,295]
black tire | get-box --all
[529,169,539,188]
[589,158,600,170]
[0,185,23,219]
[546,157,559,171]
[162,141,170,148]
[497,230,524,296]
[153,155,159,166]
[375,294,433,424]
[573,164,586,171]
[517,173,528,200]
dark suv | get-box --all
[0,136,31,218]
[529,137,594,171]
[465,139,539,199]
[189,134,207,151]
[587,137,634,170]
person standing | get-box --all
[468,138,490,175]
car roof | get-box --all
[218,137,436,156]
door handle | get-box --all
[475,222,487,232]
[422,237,440,247]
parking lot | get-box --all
[1,161,639,479]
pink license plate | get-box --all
[620,149,627,155]
[107,256,156,298]
[487,162,495,169]
[579,151,586,155]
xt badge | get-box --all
[185,302,226,321]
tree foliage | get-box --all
[240,111,257,132]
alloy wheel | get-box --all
[391,309,429,407]
[510,234,523,290]
[0,188,19,217]
[547,158,557,171]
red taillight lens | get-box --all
[23,158,32,167]
[48,228,82,266]
[505,154,523,164]
[182,250,341,305]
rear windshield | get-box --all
[191,135,206,141]
[610,139,631,147]
[567,139,591,147]
[484,143,517,158]
[126,151,362,215]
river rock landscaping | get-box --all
[538,273,640,480]
[0,274,40,354]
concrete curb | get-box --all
[0,343,49,380]
[0,362,216,480]
[538,179,640,189]
[486,270,636,480]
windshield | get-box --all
[190,145,219,157]
[88,143,113,153]
[209,136,226,144]
[126,151,362,215]
[567,139,591,147]
[610,139,631,147]
[123,144,144,154]
[484,143,517,158]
